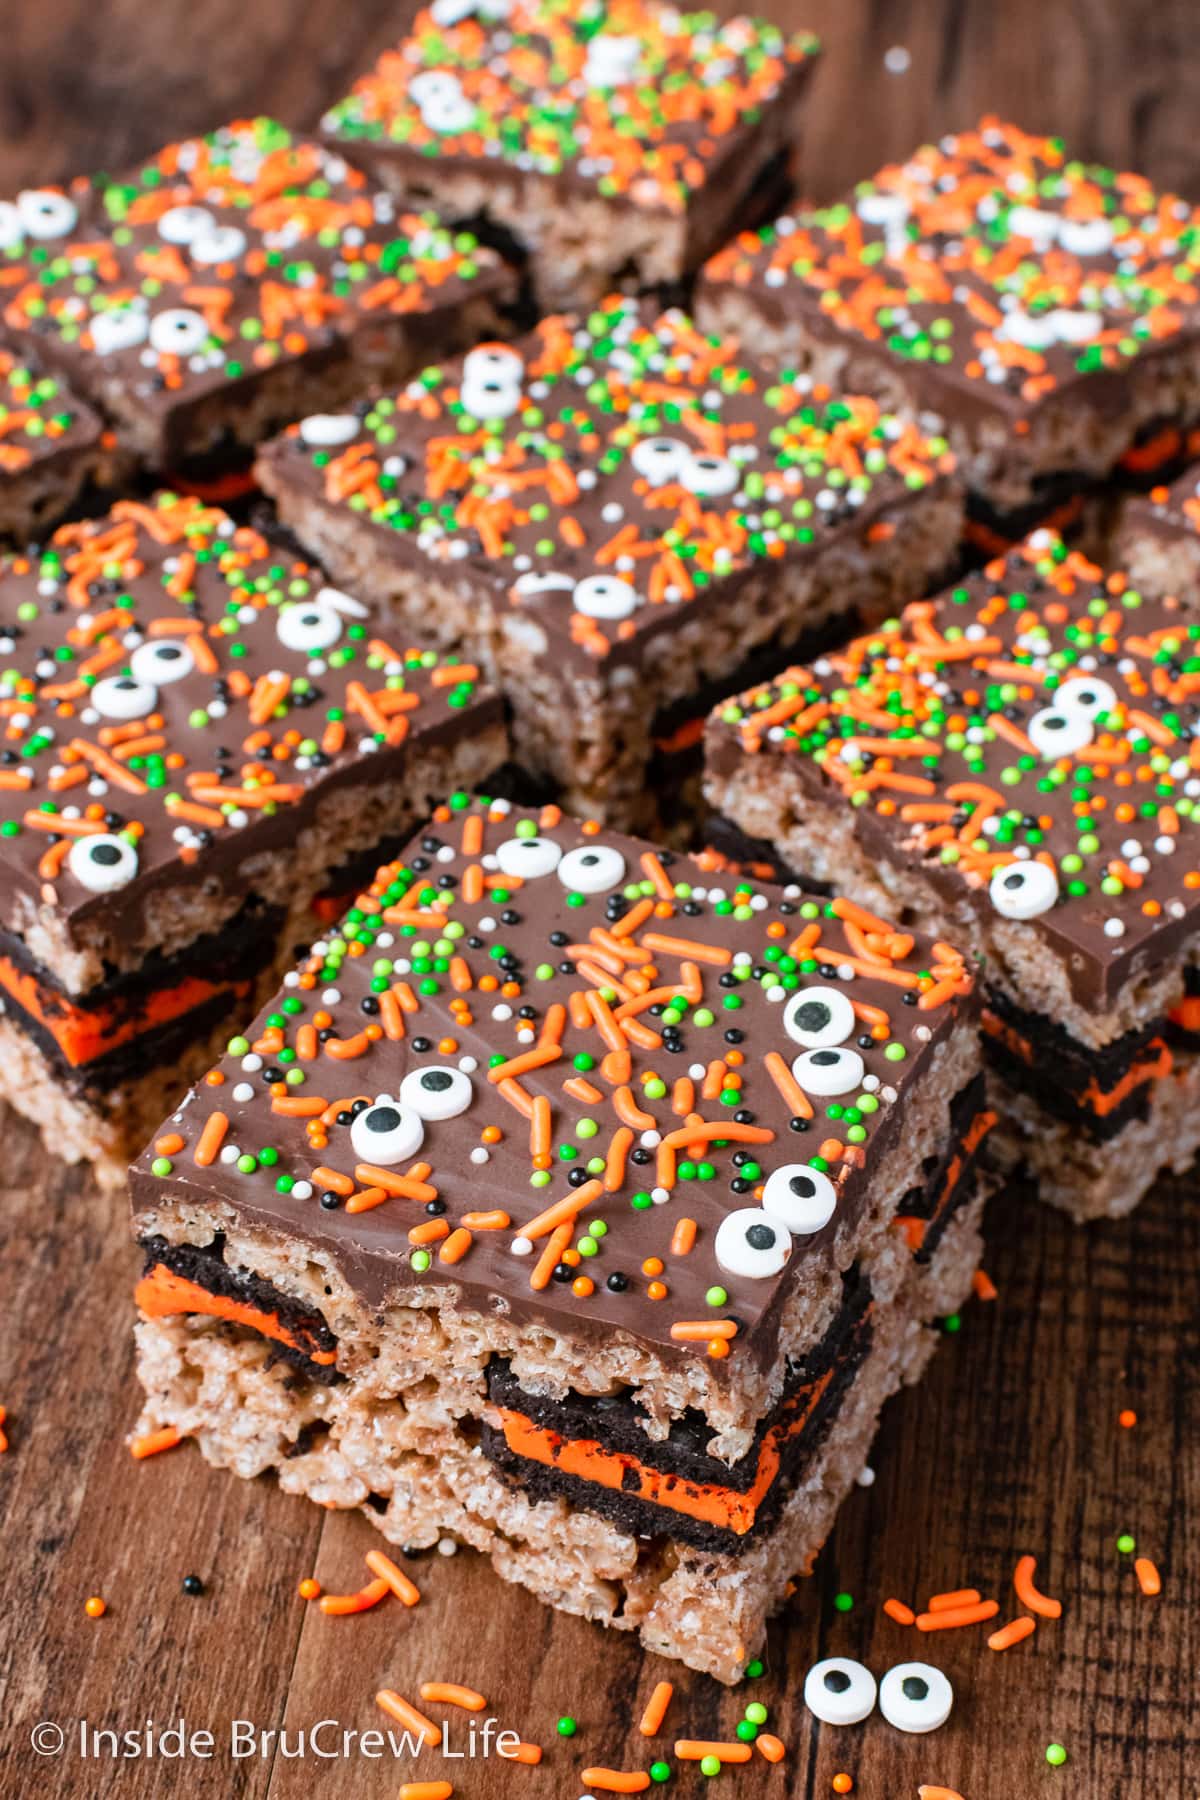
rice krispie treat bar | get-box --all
[319,1,818,314]
[697,118,1200,539]
[0,492,504,1185]
[1117,462,1200,599]
[704,530,1200,1221]
[130,800,989,1681]
[0,120,514,480]
[0,345,102,541]
[257,299,962,832]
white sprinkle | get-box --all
[232,1083,254,1103]
[240,1053,263,1072]
[510,1236,533,1256]
[292,1181,313,1201]
[856,1463,877,1487]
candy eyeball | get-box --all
[494,835,562,879]
[17,188,78,240]
[399,1065,473,1121]
[878,1662,953,1733]
[67,832,139,894]
[148,308,211,356]
[1028,704,1094,758]
[680,452,739,497]
[630,435,688,483]
[410,68,464,103]
[90,306,149,356]
[572,574,639,620]
[1053,674,1117,720]
[459,375,522,420]
[299,413,359,447]
[419,86,476,135]
[989,858,1059,920]
[91,674,157,721]
[803,1658,877,1726]
[157,203,216,244]
[783,984,855,1050]
[350,1099,425,1165]
[276,600,343,654]
[557,843,627,894]
[792,1045,865,1098]
[130,638,195,686]
[1056,216,1114,257]
[762,1163,838,1235]
[462,344,522,387]
[714,1207,792,1279]
[190,224,248,265]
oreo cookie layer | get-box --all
[982,987,1172,1142]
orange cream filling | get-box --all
[982,1009,1174,1116]
[893,1107,995,1252]
[135,1263,338,1367]
[495,1315,870,1537]
[0,954,247,1069]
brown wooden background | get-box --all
[1,3,1199,1797]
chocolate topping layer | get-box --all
[700,117,1200,440]
[706,532,1200,1011]
[257,297,958,679]
[0,491,500,975]
[131,798,977,1372]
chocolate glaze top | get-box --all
[701,117,1200,428]
[321,1,817,216]
[0,492,498,971]
[130,798,977,1373]
[260,298,956,675]
[0,345,101,481]
[0,119,508,443]
[707,530,1200,1012]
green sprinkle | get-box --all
[833,1591,854,1613]
[1045,1744,1068,1768]
[650,1762,672,1783]
[556,1717,577,1738]
[1117,1533,1136,1554]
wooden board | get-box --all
[1,0,1200,201]
[1,1105,1195,1799]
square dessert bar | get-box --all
[0,345,103,541]
[320,1,818,314]
[130,798,990,1681]
[698,118,1200,533]
[258,299,962,832]
[0,119,514,476]
[704,530,1200,1220]
[0,492,504,1185]
[1118,462,1200,599]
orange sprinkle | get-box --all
[915,1599,999,1630]
[85,1596,107,1618]
[418,1682,486,1711]
[297,1578,321,1601]
[1135,1557,1161,1597]
[988,1615,1036,1651]
[582,1772,650,1793]
[670,1217,697,1256]
[638,1681,673,1736]
[756,1734,786,1764]
[130,1425,182,1460]
[499,1742,543,1766]
[399,1785,454,1800]
[364,1550,420,1607]
[928,1587,981,1612]
[1119,1409,1138,1429]
[375,1692,442,1748]
[832,1777,853,1795]
[1012,1555,1062,1619]
[319,1577,390,1616]
[675,1742,752,1764]
[193,1111,229,1167]
[883,1597,916,1626]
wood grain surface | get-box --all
[0,4,1198,1797]
[2,0,1200,200]
[0,1105,1195,1800]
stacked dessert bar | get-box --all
[130,799,990,1679]
[698,119,1200,545]
[319,0,819,313]
[0,493,504,1183]
[0,345,102,539]
[704,530,1200,1220]
[0,119,514,479]
[258,298,962,831]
